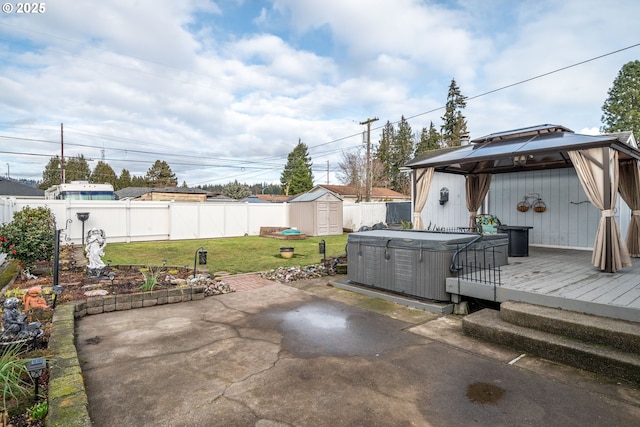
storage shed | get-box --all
[289,189,343,236]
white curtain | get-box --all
[568,148,631,272]
[412,167,434,230]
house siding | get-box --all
[419,168,629,249]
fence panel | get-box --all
[342,202,387,231]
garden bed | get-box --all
[1,249,233,426]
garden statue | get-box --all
[1,297,43,341]
[23,286,49,311]
[86,227,107,277]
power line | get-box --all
[2,41,638,183]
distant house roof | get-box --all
[116,187,209,199]
[253,193,291,203]
[240,194,268,203]
[313,184,407,199]
[0,179,44,197]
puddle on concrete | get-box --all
[262,300,422,358]
[466,382,505,404]
[282,305,348,330]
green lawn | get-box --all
[103,234,348,274]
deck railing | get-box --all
[451,243,502,300]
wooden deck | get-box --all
[446,246,640,323]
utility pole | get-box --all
[360,117,378,202]
[60,123,65,184]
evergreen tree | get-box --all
[390,116,414,194]
[374,121,395,189]
[415,121,442,155]
[131,175,147,187]
[90,161,117,187]
[223,180,251,199]
[65,155,91,182]
[441,78,468,147]
[144,160,177,187]
[39,156,62,189]
[601,60,640,142]
[116,169,132,190]
[280,139,313,195]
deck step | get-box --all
[500,301,640,354]
[463,307,640,385]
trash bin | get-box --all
[497,226,533,257]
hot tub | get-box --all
[347,230,508,301]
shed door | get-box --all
[317,201,329,235]
[328,202,340,234]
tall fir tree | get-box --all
[65,155,92,182]
[390,116,414,194]
[280,139,313,195]
[90,161,117,187]
[39,156,62,189]
[116,169,132,190]
[441,78,468,147]
[374,121,395,189]
[144,160,177,187]
[601,60,640,142]
[414,121,441,155]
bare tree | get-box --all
[338,150,366,201]
[338,149,387,202]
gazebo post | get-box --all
[603,147,613,273]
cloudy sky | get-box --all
[1,0,639,187]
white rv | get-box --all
[44,181,117,200]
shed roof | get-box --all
[405,124,640,175]
[290,188,342,203]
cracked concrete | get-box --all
[76,278,640,426]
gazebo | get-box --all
[404,124,640,273]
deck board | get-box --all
[452,246,640,322]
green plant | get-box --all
[0,206,55,275]
[401,220,413,230]
[140,266,164,291]
[27,401,48,420]
[3,288,26,300]
[0,344,33,412]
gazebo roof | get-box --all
[405,124,640,175]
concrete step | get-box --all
[500,301,640,354]
[463,308,640,385]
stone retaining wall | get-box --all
[73,286,205,317]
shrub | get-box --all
[0,344,34,413]
[0,207,55,275]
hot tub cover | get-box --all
[347,229,507,252]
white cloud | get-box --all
[1,0,639,186]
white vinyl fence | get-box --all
[0,198,388,243]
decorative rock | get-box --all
[84,289,109,297]
[261,264,330,283]
[188,274,236,296]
